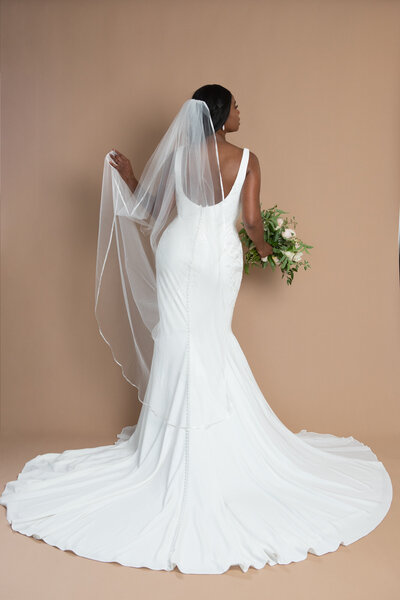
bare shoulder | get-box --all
[247,150,260,175]
[220,140,246,159]
[221,142,259,171]
[216,141,250,181]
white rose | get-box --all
[281,228,296,239]
[272,255,280,264]
[274,218,285,231]
[293,252,303,262]
[283,250,295,260]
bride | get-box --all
[0,84,393,574]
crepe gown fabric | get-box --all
[0,147,393,575]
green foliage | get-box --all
[238,204,313,286]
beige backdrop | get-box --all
[1,2,400,599]
[1,0,399,445]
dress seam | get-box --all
[168,208,203,566]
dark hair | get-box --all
[192,84,232,132]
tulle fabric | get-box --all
[95,99,228,429]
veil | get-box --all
[95,98,228,429]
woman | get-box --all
[0,84,392,574]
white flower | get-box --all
[293,252,303,262]
[281,228,296,239]
[294,241,300,249]
[283,250,295,260]
[272,255,280,264]
[274,218,285,231]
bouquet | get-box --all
[238,204,313,285]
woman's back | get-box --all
[215,142,248,200]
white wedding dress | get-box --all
[0,147,393,574]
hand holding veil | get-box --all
[95,98,230,429]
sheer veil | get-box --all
[95,98,227,428]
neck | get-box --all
[215,131,226,143]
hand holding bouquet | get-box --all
[238,204,313,285]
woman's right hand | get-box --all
[108,148,136,190]
[258,242,273,260]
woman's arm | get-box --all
[241,151,273,259]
